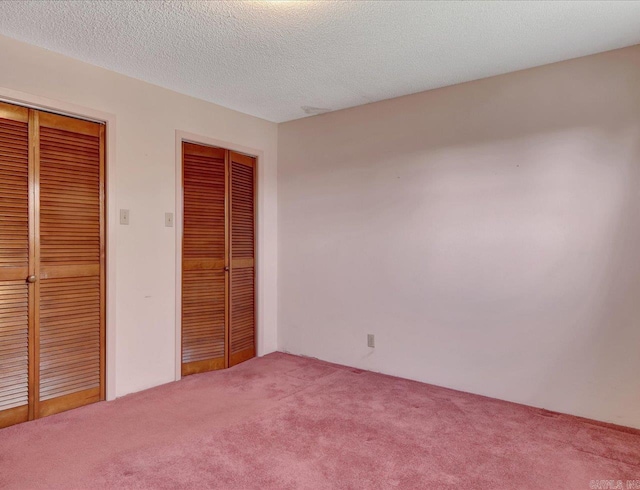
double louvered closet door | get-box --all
[181,142,256,376]
[0,101,105,429]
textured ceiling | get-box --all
[1,1,640,122]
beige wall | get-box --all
[278,45,640,428]
[0,35,279,398]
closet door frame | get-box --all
[174,131,259,380]
[0,89,117,403]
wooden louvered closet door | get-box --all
[0,102,31,429]
[36,112,105,417]
[228,151,256,367]
[181,143,227,375]
[0,101,105,429]
[181,144,255,375]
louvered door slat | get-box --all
[229,152,256,367]
[37,113,103,418]
[0,102,30,429]
[181,142,227,375]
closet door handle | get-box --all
[26,275,37,283]
[224,266,229,272]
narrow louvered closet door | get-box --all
[36,112,104,417]
[229,151,256,367]
[0,102,31,429]
[182,142,227,375]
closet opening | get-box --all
[180,141,256,376]
[0,100,106,429]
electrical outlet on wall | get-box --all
[367,334,375,348]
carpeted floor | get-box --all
[0,352,638,489]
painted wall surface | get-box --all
[0,35,278,398]
[278,46,640,428]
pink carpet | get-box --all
[0,352,638,489]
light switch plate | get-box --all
[367,334,375,348]
[165,212,174,227]
[119,209,130,225]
